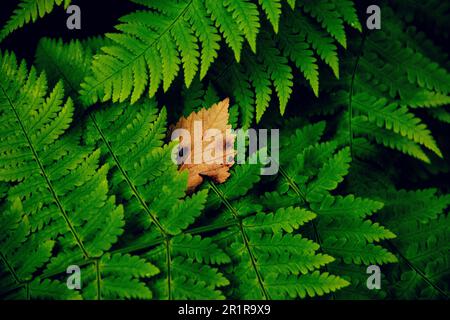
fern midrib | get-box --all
[278,166,335,299]
[165,238,173,300]
[208,181,270,300]
[278,167,324,246]
[83,0,194,97]
[25,282,30,300]
[2,220,240,296]
[0,250,20,284]
[90,114,168,236]
[95,258,102,300]
[0,83,89,259]
[38,35,169,237]
[348,32,367,158]
[386,240,449,298]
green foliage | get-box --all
[327,7,450,164]
[80,0,286,105]
[79,0,361,120]
[345,163,450,299]
[0,0,71,42]
[1,0,449,300]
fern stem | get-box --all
[90,113,168,236]
[0,85,90,259]
[278,166,324,247]
[278,167,307,201]
[348,31,368,159]
[208,181,240,218]
[40,40,170,239]
[386,240,449,298]
[186,220,238,234]
[0,250,20,284]
[2,219,242,297]
[238,222,270,300]
[94,259,102,300]
[208,181,270,300]
[278,166,335,299]
[165,238,173,300]
[25,282,30,300]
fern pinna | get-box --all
[1,0,449,300]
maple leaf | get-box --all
[172,98,236,192]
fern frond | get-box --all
[82,253,158,300]
[0,51,125,262]
[258,0,282,33]
[81,0,280,106]
[300,0,347,48]
[350,115,432,163]
[265,271,349,299]
[35,37,108,96]
[224,0,260,53]
[376,188,450,298]
[268,121,397,294]
[0,0,71,42]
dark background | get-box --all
[0,0,137,61]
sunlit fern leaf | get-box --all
[31,38,233,299]
[224,0,260,53]
[214,2,359,124]
[259,0,282,33]
[0,198,58,298]
[351,93,442,157]
[214,215,345,299]
[278,19,319,97]
[348,115,432,163]
[332,0,362,32]
[80,0,276,106]
[84,101,234,299]
[259,32,293,116]
[0,50,124,260]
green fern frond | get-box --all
[349,115,432,163]
[81,0,285,106]
[375,188,450,298]
[265,121,397,294]
[0,0,71,42]
[80,0,360,122]
[259,0,282,33]
[300,0,347,48]
[81,253,158,300]
[35,37,108,96]
[0,51,124,259]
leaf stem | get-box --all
[0,84,89,259]
[208,181,270,300]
